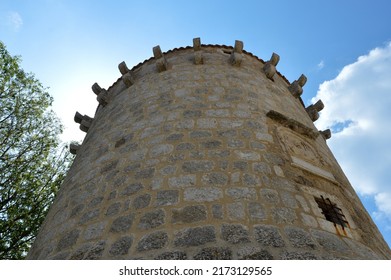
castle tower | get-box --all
[28,39,391,260]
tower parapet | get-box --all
[28,39,391,260]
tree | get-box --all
[0,41,73,259]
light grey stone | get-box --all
[168,175,196,188]
[184,187,223,202]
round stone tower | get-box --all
[27,39,391,260]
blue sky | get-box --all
[1,0,391,247]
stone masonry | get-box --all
[27,39,391,259]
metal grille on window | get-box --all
[315,196,348,228]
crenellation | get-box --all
[193,37,203,65]
[305,100,324,122]
[74,111,94,132]
[230,40,244,66]
[263,52,280,80]
[288,74,307,98]
[153,45,168,72]
[319,129,332,140]
[92,82,109,106]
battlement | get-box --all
[79,39,327,148]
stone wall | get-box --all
[27,40,391,259]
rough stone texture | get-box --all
[110,214,134,233]
[172,205,207,224]
[193,247,232,260]
[156,190,179,206]
[138,209,165,230]
[109,236,132,256]
[221,224,250,244]
[154,251,187,260]
[174,226,216,247]
[28,44,391,260]
[254,225,285,247]
[137,231,168,252]
[57,229,80,251]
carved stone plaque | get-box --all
[277,127,336,182]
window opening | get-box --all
[315,195,348,228]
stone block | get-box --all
[248,202,266,220]
[285,227,316,249]
[233,161,248,171]
[174,226,216,247]
[168,175,196,188]
[193,247,232,260]
[137,231,168,252]
[201,172,228,186]
[281,251,318,260]
[212,204,223,219]
[57,229,81,251]
[254,225,285,247]
[176,142,195,151]
[166,133,184,141]
[83,241,106,260]
[138,209,165,230]
[79,209,100,225]
[156,190,179,206]
[133,194,151,209]
[242,173,260,186]
[206,109,229,117]
[221,224,250,244]
[271,207,297,224]
[106,202,121,216]
[134,167,155,179]
[183,110,202,118]
[227,202,245,220]
[110,214,134,233]
[109,236,132,256]
[226,187,256,200]
[182,160,214,173]
[234,150,260,160]
[154,251,187,260]
[160,165,176,176]
[184,187,223,202]
[172,205,207,224]
[201,140,222,149]
[121,183,143,196]
[189,130,212,138]
[260,189,280,204]
[84,222,106,241]
[197,118,217,128]
[311,230,351,253]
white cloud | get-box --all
[313,43,391,222]
[6,11,23,31]
[317,60,325,70]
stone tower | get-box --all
[28,39,391,260]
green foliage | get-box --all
[0,41,72,259]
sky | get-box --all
[1,0,391,248]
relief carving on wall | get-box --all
[277,127,336,182]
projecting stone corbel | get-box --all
[193,37,203,65]
[230,40,244,66]
[153,45,168,72]
[320,129,332,140]
[74,111,94,132]
[118,61,135,88]
[263,52,280,80]
[92,82,109,106]
[69,143,80,155]
[306,100,324,122]
[288,74,307,98]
